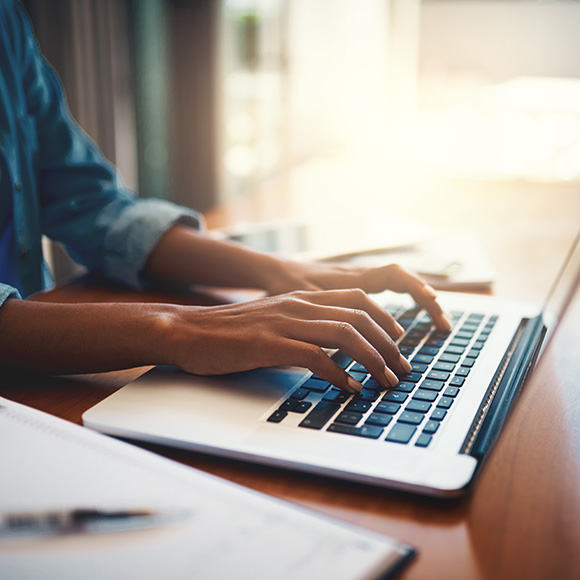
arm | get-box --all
[0,289,409,394]
[145,224,452,330]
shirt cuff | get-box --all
[103,199,204,289]
[0,284,22,308]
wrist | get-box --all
[143,303,185,367]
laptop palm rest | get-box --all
[83,365,308,448]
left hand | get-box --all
[264,260,451,331]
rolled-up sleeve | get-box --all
[10,1,204,291]
[103,198,203,289]
[0,283,21,308]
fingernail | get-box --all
[394,321,405,337]
[399,354,412,373]
[384,366,399,387]
[347,375,363,392]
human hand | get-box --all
[164,289,413,393]
[263,261,451,331]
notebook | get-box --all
[0,397,415,580]
[83,232,580,498]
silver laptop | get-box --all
[83,232,580,497]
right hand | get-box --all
[163,288,412,394]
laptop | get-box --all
[83,232,580,498]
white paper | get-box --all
[0,398,413,580]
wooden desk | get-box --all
[2,168,580,580]
[2,276,579,580]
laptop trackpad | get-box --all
[83,365,308,446]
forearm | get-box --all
[0,299,177,374]
[145,224,294,291]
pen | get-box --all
[0,508,188,538]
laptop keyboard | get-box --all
[267,304,497,448]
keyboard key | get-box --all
[394,381,416,393]
[467,313,484,321]
[323,389,350,403]
[299,401,341,429]
[471,341,485,351]
[332,351,353,368]
[398,372,422,383]
[410,362,428,373]
[302,378,331,392]
[440,353,461,364]
[450,376,465,387]
[412,354,434,365]
[423,420,440,434]
[350,362,367,372]
[413,389,438,402]
[290,388,308,400]
[348,370,368,381]
[366,412,393,427]
[292,401,312,413]
[385,423,417,444]
[445,345,465,355]
[450,338,470,347]
[362,378,383,391]
[427,370,450,382]
[335,411,363,425]
[426,338,446,348]
[356,425,385,439]
[421,379,445,392]
[383,391,409,403]
[456,367,471,377]
[267,410,287,423]
[443,386,460,398]
[406,400,431,413]
[430,408,447,421]
[419,346,439,356]
[415,433,432,447]
[437,396,454,409]
[376,401,401,414]
[433,361,455,372]
[354,389,381,402]
[398,411,425,425]
[461,357,477,368]
[327,423,356,435]
[345,400,372,413]
[279,399,298,411]
[454,331,474,341]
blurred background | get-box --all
[22,0,580,300]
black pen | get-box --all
[0,508,189,538]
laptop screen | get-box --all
[541,230,580,343]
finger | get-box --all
[364,265,452,331]
[280,339,364,393]
[282,291,409,375]
[287,319,400,389]
[293,288,406,339]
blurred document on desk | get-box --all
[348,231,496,292]
[0,398,414,580]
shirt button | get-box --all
[15,181,23,191]
[20,248,28,257]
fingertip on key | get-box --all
[399,354,412,374]
[347,375,364,393]
[384,366,399,387]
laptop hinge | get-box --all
[461,314,546,459]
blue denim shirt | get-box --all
[0,0,202,305]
